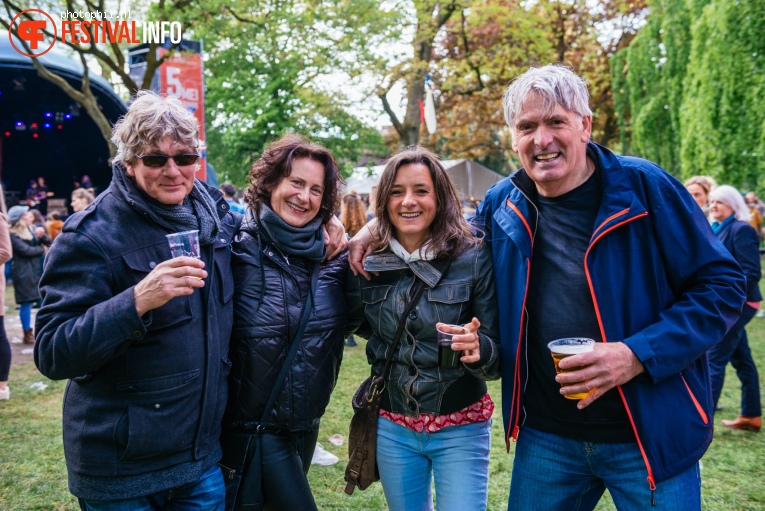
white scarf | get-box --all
[389,237,435,263]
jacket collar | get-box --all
[364,252,451,288]
[509,142,648,240]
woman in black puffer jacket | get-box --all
[221,135,353,511]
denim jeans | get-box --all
[19,302,32,331]
[708,304,761,417]
[376,416,491,511]
[78,465,225,511]
[508,427,701,510]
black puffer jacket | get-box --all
[223,215,352,432]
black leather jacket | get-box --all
[223,215,351,432]
[347,243,500,416]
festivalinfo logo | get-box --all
[9,8,184,57]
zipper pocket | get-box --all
[681,375,709,424]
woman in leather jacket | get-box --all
[346,146,501,511]
[221,134,351,511]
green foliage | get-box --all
[188,0,389,186]
[431,0,648,174]
[613,0,765,192]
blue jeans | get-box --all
[19,302,32,331]
[376,416,491,511]
[708,304,761,417]
[78,465,225,511]
[509,427,701,510]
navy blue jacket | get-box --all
[475,142,745,486]
[715,219,762,303]
[34,171,237,500]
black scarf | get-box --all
[113,166,221,246]
[255,204,326,262]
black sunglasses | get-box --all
[136,153,201,168]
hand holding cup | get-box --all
[133,256,207,316]
[436,317,482,367]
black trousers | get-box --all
[260,428,320,511]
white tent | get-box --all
[344,159,504,200]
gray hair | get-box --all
[111,90,205,167]
[503,64,592,129]
[709,185,751,222]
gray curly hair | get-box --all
[503,64,592,131]
[111,90,205,168]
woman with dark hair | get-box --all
[221,134,353,510]
[346,146,500,511]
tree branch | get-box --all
[379,88,404,137]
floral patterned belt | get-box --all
[380,393,494,433]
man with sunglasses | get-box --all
[33,91,346,510]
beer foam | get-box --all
[550,344,592,354]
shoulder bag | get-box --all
[343,277,427,495]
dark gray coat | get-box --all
[9,231,48,304]
[34,171,237,500]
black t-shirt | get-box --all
[523,170,634,443]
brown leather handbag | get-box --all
[344,278,427,494]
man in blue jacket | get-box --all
[474,65,745,509]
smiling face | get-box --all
[387,163,437,252]
[125,136,198,205]
[709,199,734,223]
[269,158,325,227]
[512,93,593,197]
[686,183,709,209]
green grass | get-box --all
[1,287,764,510]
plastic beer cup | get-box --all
[436,324,467,369]
[547,338,595,400]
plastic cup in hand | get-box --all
[547,338,595,400]
[166,230,201,259]
[436,323,467,369]
[166,230,202,279]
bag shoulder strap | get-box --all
[379,278,427,380]
[258,262,320,426]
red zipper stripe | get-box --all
[505,198,533,447]
[584,210,656,490]
[681,376,709,424]
[507,199,532,240]
[509,262,530,447]
[592,208,630,240]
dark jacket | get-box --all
[9,231,49,303]
[346,243,501,416]
[34,170,237,500]
[223,214,351,432]
[715,218,762,303]
[475,142,745,485]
